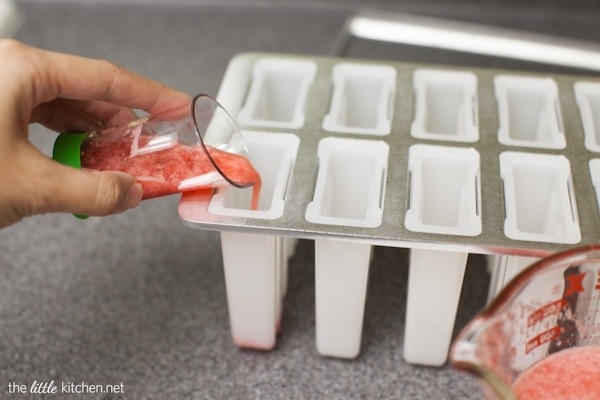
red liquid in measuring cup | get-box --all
[81,130,261,209]
[512,345,600,399]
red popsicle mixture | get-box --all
[81,126,261,209]
[512,345,600,399]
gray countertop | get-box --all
[2,1,600,399]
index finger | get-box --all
[4,40,191,118]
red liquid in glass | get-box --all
[512,345,600,400]
[81,129,261,209]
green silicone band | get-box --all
[52,132,87,169]
[52,132,89,219]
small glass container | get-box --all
[53,94,261,201]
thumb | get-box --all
[40,163,144,217]
[0,141,143,227]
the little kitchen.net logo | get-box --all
[7,380,125,396]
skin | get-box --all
[0,39,192,228]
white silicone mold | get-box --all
[220,231,284,350]
[237,58,317,129]
[322,63,396,135]
[405,144,482,236]
[209,131,300,219]
[500,151,580,244]
[180,52,600,367]
[305,137,389,228]
[403,248,468,366]
[590,159,600,210]
[306,136,389,358]
[304,136,388,358]
[411,69,478,142]
[210,131,300,351]
[314,239,372,359]
[495,75,565,149]
[403,143,481,365]
[575,81,600,152]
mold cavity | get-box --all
[589,159,600,211]
[237,58,317,129]
[305,137,389,228]
[405,144,481,236]
[495,75,565,149]
[574,81,600,152]
[209,131,300,219]
[323,63,396,136]
[500,152,580,243]
[411,69,478,142]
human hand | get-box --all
[0,39,192,228]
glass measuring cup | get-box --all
[53,94,261,200]
[450,245,600,400]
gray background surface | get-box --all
[2,1,600,398]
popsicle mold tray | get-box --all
[180,52,600,254]
[178,53,600,365]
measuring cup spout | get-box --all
[450,245,600,400]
